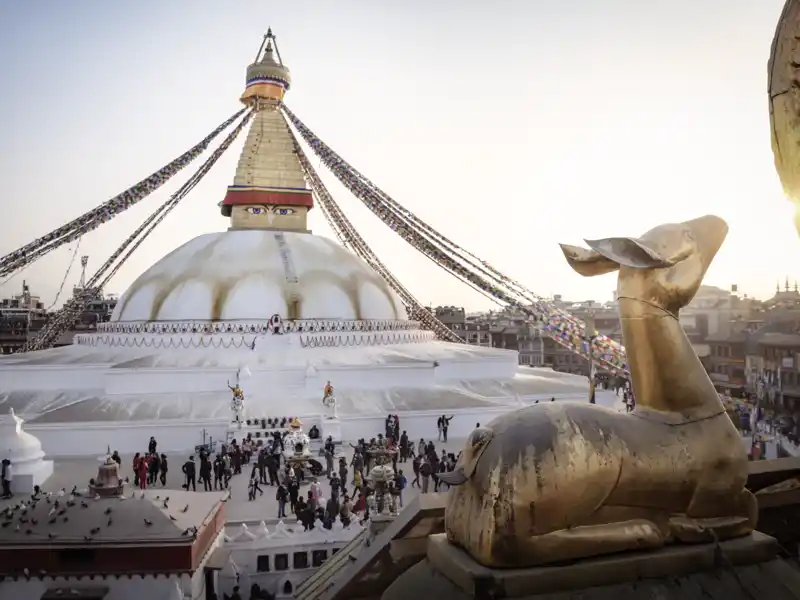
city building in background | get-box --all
[0,256,118,353]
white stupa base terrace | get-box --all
[0,321,591,458]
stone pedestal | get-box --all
[382,532,795,600]
[322,417,342,444]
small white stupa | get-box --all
[0,409,54,493]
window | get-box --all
[275,553,289,571]
[293,551,309,569]
[331,548,340,555]
[256,555,270,572]
[283,581,293,595]
[312,550,328,567]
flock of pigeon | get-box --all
[1,486,200,544]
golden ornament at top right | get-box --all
[769,0,800,235]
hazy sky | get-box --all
[0,0,794,312]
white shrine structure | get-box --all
[220,518,363,599]
[0,33,591,460]
[0,409,53,493]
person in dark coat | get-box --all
[182,456,197,492]
[199,456,213,491]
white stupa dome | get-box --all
[112,230,407,322]
[1,410,45,465]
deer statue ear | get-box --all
[583,237,674,270]
[559,244,620,277]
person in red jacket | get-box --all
[137,455,149,489]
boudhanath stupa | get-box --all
[0,34,590,457]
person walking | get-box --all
[441,415,454,443]
[182,456,197,492]
[276,484,288,518]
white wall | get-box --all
[220,536,356,598]
[0,574,185,600]
[27,418,229,457]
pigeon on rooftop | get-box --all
[57,489,65,497]
[181,504,189,513]
[144,518,153,526]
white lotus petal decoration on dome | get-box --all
[314,518,325,531]
[111,231,405,322]
[333,517,344,531]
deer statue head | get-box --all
[559,215,728,314]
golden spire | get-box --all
[220,29,313,233]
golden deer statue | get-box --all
[439,215,757,568]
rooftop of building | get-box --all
[0,488,225,549]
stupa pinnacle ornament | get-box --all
[221,28,313,233]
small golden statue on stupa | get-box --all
[228,381,245,427]
[322,380,338,419]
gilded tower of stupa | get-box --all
[220,29,313,232]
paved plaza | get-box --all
[1,438,468,526]
[2,391,625,524]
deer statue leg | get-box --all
[668,486,758,543]
[511,519,666,566]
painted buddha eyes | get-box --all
[244,206,296,216]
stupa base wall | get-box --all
[21,401,559,458]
